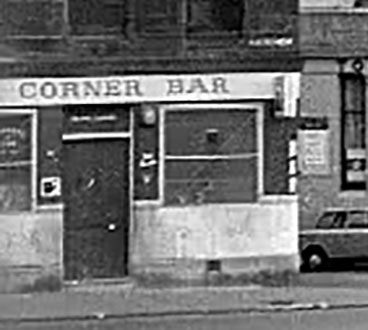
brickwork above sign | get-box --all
[300,13,368,56]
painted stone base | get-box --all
[0,265,62,293]
[131,254,299,285]
[0,209,62,293]
[131,199,299,286]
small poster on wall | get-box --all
[298,129,330,175]
[40,177,61,198]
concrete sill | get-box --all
[259,195,298,204]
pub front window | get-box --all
[0,113,33,211]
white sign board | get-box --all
[0,73,300,110]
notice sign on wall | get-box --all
[40,177,61,198]
[298,129,330,175]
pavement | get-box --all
[3,276,368,322]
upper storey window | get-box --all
[185,0,296,48]
[187,0,244,35]
[69,0,127,35]
[2,0,64,38]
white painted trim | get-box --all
[163,103,261,111]
[299,7,368,13]
[257,104,264,198]
[128,108,134,275]
[31,109,38,211]
[0,161,32,168]
[36,203,64,211]
[159,106,165,205]
[165,154,258,161]
[134,200,162,207]
[338,190,367,199]
[259,195,298,204]
[301,229,368,234]
[5,36,63,40]
[0,109,36,114]
[288,139,297,194]
[62,132,131,141]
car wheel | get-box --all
[302,249,328,272]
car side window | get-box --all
[345,212,368,229]
[316,212,339,229]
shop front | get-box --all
[0,71,300,288]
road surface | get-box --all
[2,307,367,330]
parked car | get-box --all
[299,208,368,272]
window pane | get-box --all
[0,114,32,211]
[4,0,64,36]
[137,0,179,34]
[345,212,368,228]
[69,0,126,35]
[187,0,244,34]
[316,212,343,229]
[344,77,364,112]
[0,166,31,211]
[246,0,296,43]
[342,75,366,190]
[344,113,365,149]
[165,158,257,205]
[249,14,293,37]
[165,109,257,156]
[0,115,31,164]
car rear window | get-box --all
[344,212,368,228]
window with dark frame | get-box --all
[164,109,258,205]
[137,0,179,34]
[3,0,64,37]
[186,0,244,35]
[184,0,296,48]
[341,74,366,190]
[247,0,296,46]
[69,0,127,35]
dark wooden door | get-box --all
[63,139,130,280]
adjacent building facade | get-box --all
[299,0,368,229]
[0,0,300,290]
